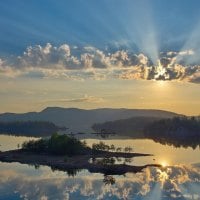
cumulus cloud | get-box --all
[0,43,200,83]
[16,43,81,70]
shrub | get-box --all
[22,133,88,156]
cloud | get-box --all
[44,95,104,104]
[0,58,21,77]
[0,43,200,83]
[15,43,81,70]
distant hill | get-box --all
[92,117,163,138]
[0,121,65,137]
[0,107,180,133]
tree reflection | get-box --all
[144,116,200,149]
[149,137,200,149]
[66,169,81,177]
[28,163,40,170]
[50,166,82,177]
[103,175,116,185]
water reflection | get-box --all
[89,157,133,165]
[0,162,199,200]
[51,166,82,178]
[103,175,116,185]
[0,135,200,199]
[91,132,117,139]
[28,163,40,170]
[93,132,200,150]
[85,138,200,165]
[0,135,38,152]
[149,136,200,150]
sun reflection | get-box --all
[161,161,169,168]
[156,80,167,87]
[153,77,171,91]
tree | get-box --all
[92,141,110,151]
[124,146,132,153]
[22,133,88,156]
[110,144,115,152]
[116,147,122,152]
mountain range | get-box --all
[0,107,180,133]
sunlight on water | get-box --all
[84,138,200,165]
[160,160,169,167]
[0,135,199,200]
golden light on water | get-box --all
[160,160,169,167]
[157,79,167,85]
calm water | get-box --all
[0,135,200,200]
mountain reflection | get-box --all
[0,163,199,200]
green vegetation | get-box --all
[22,133,88,155]
[144,116,200,149]
[0,121,65,137]
[124,146,133,153]
[22,133,135,157]
[92,141,110,151]
[92,141,133,153]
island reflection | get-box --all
[0,162,199,200]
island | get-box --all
[0,133,161,176]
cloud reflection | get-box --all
[0,162,199,200]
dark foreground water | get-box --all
[0,135,200,200]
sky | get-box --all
[0,0,200,115]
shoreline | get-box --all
[0,149,161,175]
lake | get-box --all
[0,134,200,200]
